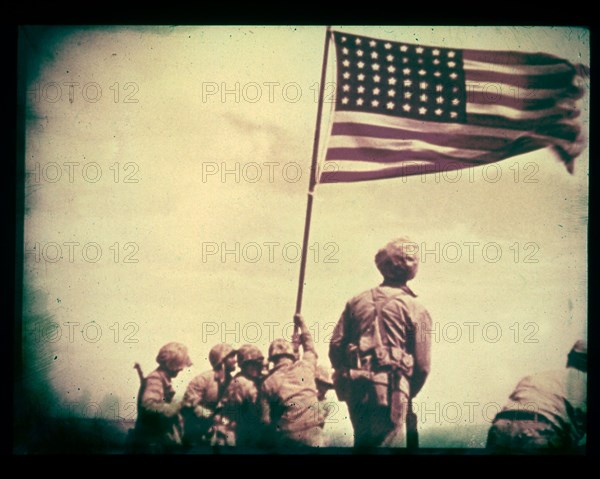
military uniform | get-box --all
[261,317,324,448]
[134,368,184,452]
[181,344,236,446]
[330,283,431,447]
[211,344,265,448]
[181,369,230,445]
[131,342,192,453]
[487,365,587,452]
[214,373,263,447]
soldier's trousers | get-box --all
[347,387,408,448]
[486,419,567,452]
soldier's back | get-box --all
[262,361,323,434]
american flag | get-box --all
[319,31,587,183]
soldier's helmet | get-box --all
[209,343,236,368]
[156,342,193,371]
[568,339,587,372]
[237,344,265,367]
[268,338,295,361]
[375,237,419,283]
[315,365,334,387]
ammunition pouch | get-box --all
[335,345,413,425]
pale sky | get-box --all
[21,26,589,446]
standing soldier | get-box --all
[329,237,432,448]
[486,340,587,452]
[260,314,325,448]
[180,343,237,447]
[132,342,193,453]
[211,344,266,448]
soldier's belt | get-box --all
[495,410,554,426]
[348,369,393,383]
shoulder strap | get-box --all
[371,289,398,348]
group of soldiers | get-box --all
[131,314,334,451]
[130,238,587,453]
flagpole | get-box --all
[293,26,332,335]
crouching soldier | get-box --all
[261,314,325,448]
[486,340,587,452]
[132,342,192,453]
[181,343,237,447]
